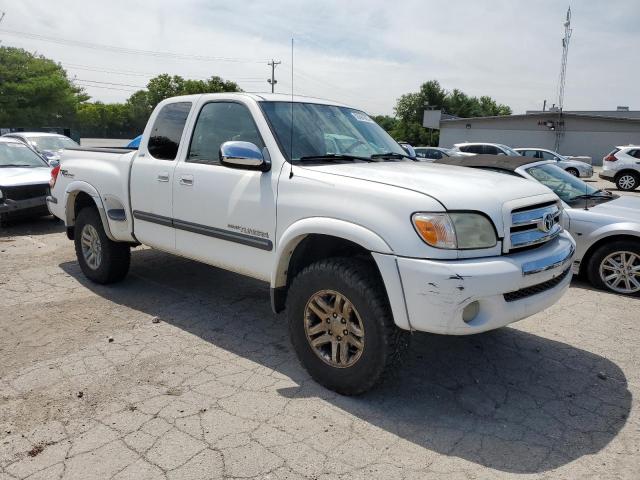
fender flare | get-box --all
[271,216,393,288]
[63,180,116,241]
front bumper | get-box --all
[395,233,575,335]
[579,167,594,178]
[0,195,48,215]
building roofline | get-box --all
[440,112,640,124]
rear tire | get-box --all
[615,172,639,191]
[74,207,130,284]
[286,257,409,395]
[587,240,640,295]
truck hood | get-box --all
[0,167,51,187]
[302,162,553,210]
[589,195,640,222]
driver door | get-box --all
[172,100,277,281]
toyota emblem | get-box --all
[540,212,555,233]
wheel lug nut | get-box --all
[337,336,342,341]
[332,313,337,318]
[341,318,346,324]
[326,319,330,323]
[343,330,348,335]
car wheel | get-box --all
[615,172,639,191]
[566,168,579,177]
[74,207,130,284]
[286,257,409,395]
[587,240,640,295]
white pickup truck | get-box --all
[48,93,575,394]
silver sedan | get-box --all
[515,148,593,178]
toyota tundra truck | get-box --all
[47,93,575,395]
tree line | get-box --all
[0,46,511,144]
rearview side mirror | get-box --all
[219,141,270,172]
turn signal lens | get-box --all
[412,213,457,249]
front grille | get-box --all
[2,184,49,201]
[503,268,570,302]
[509,201,562,252]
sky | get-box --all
[0,0,638,116]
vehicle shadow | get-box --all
[570,277,640,299]
[0,215,63,238]
[60,248,631,474]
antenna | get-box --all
[557,6,572,112]
[289,37,294,179]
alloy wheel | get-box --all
[599,250,640,294]
[80,224,102,270]
[618,175,637,190]
[304,289,365,368]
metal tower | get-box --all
[557,7,572,112]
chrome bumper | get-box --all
[522,242,575,276]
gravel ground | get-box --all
[0,169,639,479]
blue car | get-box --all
[127,135,142,149]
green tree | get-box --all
[125,74,242,132]
[0,46,87,127]
[389,80,511,146]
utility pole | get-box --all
[555,6,572,151]
[557,6,572,112]
[267,59,281,93]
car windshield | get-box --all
[0,142,48,167]
[525,163,604,205]
[500,145,522,156]
[29,136,78,151]
[260,102,406,161]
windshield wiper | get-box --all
[370,152,415,161]
[297,154,373,163]
[570,189,611,200]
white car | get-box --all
[48,93,575,394]
[451,142,521,156]
[435,155,640,295]
[0,138,52,225]
[599,145,640,191]
[515,148,593,178]
[2,132,79,164]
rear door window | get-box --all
[483,145,499,155]
[148,102,192,160]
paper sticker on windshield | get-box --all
[351,112,374,123]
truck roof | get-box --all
[165,92,352,109]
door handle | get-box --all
[179,175,194,186]
[157,172,170,182]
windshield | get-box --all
[29,136,78,151]
[260,102,406,161]
[525,163,602,205]
[0,142,48,167]
[500,145,522,157]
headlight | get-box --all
[412,212,497,249]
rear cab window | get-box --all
[147,102,192,160]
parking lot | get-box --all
[1,171,638,480]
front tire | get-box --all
[587,240,640,295]
[615,172,639,191]
[286,258,409,395]
[74,207,130,284]
[566,167,579,177]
